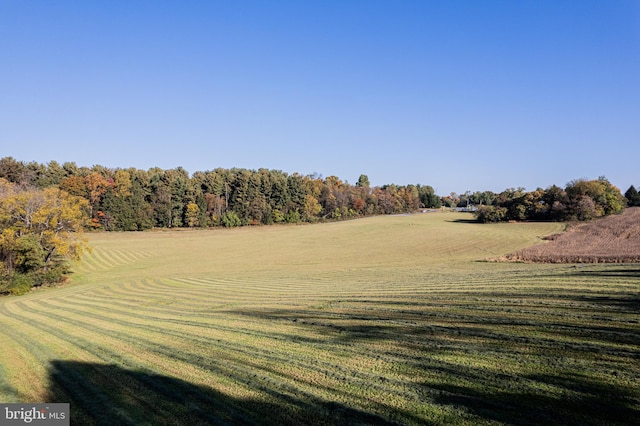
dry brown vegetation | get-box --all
[508,207,640,263]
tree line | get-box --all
[0,157,441,231]
[0,157,634,230]
[470,177,628,223]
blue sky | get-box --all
[1,1,638,195]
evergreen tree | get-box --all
[625,185,640,207]
[356,174,370,188]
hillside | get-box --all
[0,213,637,425]
[508,207,640,263]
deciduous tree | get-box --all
[185,202,201,227]
[0,179,90,294]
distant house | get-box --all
[455,206,478,212]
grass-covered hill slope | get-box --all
[1,212,638,425]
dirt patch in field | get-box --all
[506,207,640,263]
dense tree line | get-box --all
[0,157,632,232]
[472,177,627,223]
[0,157,441,231]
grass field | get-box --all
[0,212,638,425]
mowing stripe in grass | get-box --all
[10,272,640,424]
[4,301,393,424]
[1,303,266,424]
[8,282,477,423]
[25,295,427,406]
[0,352,20,402]
[2,215,638,425]
[75,247,155,274]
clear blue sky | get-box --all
[1,1,638,195]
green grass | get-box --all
[0,212,638,425]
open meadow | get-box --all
[0,212,638,425]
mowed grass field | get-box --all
[1,212,638,425]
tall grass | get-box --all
[0,212,638,425]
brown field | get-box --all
[508,207,640,263]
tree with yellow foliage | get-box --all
[184,202,200,227]
[0,178,90,295]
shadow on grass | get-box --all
[229,308,403,342]
[446,218,480,224]
[568,293,640,313]
[539,264,640,279]
[46,361,396,426]
[530,264,640,312]
[0,364,19,402]
[428,371,639,426]
[226,303,640,425]
[511,289,640,315]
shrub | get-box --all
[285,210,301,223]
[221,211,242,227]
[474,206,507,223]
[8,274,34,296]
